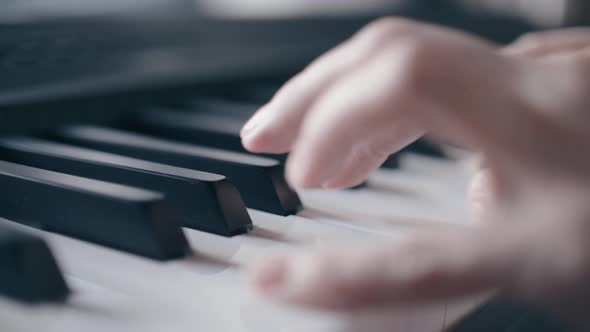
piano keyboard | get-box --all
[0,87,490,331]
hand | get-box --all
[472,28,590,221]
[241,18,590,327]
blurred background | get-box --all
[1,0,589,114]
[2,0,588,26]
[196,0,587,27]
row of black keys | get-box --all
[0,97,444,303]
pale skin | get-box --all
[240,19,590,328]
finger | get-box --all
[241,19,406,154]
[285,47,426,189]
[320,147,390,189]
[279,43,531,190]
[503,28,590,57]
[250,225,525,310]
[321,120,421,189]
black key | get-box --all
[0,160,189,260]
[231,83,280,103]
[133,108,249,154]
[381,138,445,170]
[448,298,530,332]
[505,311,578,332]
[205,82,280,104]
[135,107,398,180]
[379,139,443,170]
[0,137,253,236]
[452,298,580,332]
[131,108,375,181]
[380,154,400,169]
[129,107,287,163]
[189,97,259,120]
[402,139,446,158]
[0,221,69,303]
[51,126,302,216]
[138,103,397,172]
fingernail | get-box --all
[241,117,260,139]
[241,105,271,139]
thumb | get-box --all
[250,225,526,310]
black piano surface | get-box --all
[0,2,580,331]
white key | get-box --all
[298,153,471,232]
[0,154,486,331]
[0,275,207,332]
[0,212,454,332]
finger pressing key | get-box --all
[241,18,428,155]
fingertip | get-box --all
[241,110,301,154]
[241,127,275,153]
[285,150,328,190]
[240,118,260,140]
[240,104,279,146]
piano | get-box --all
[0,1,579,331]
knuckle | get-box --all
[368,17,413,34]
[382,39,435,92]
[357,19,436,93]
[359,17,416,42]
[397,37,433,65]
[512,32,548,51]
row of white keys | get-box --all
[0,152,484,332]
[1,215,440,332]
[299,152,487,329]
[299,153,471,234]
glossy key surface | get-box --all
[132,108,248,153]
[52,126,302,216]
[129,107,288,164]
[0,151,490,332]
[0,160,189,260]
[0,137,253,236]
